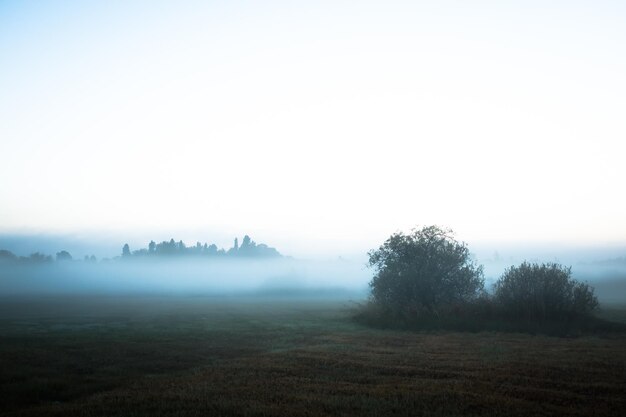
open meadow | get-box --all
[1,295,625,417]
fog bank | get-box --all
[0,257,370,297]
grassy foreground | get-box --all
[0,296,625,416]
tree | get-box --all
[241,235,252,248]
[494,262,598,320]
[0,249,17,263]
[239,235,255,256]
[228,238,239,255]
[122,244,131,257]
[368,226,484,318]
[24,252,52,263]
[206,243,218,256]
[56,250,72,261]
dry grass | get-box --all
[1,296,625,416]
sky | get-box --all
[1,0,625,257]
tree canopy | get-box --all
[123,235,280,259]
[368,226,484,318]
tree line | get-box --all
[0,235,281,264]
[122,235,280,259]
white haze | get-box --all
[1,1,626,252]
[1,238,625,304]
[0,258,370,297]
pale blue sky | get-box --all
[1,1,625,255]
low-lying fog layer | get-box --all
[0,258,371,297]
[1,257,625,304]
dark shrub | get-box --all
[494,262,598,320]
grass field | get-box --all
[1,295,625,416]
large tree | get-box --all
[368,226,484,317]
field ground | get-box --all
[0,296,625,416]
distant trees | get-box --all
[0,249,17,263]
[157,239,178,256]
[56,250,72,261]
[25,252,53,263]
[3,252,54,264]
[0,234,281,266]
[206,243,218,256]
[235,235,281,258]
[132,249,149,256]
[240,235,252,254]
[118,235,281,259]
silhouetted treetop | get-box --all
[0,234,281,266]
[0,250,53,264]
[120,235,281,259]
[56,250,72,261]
[0,249,17,263]
[24,252,53,264]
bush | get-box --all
[493,262,598,321]
[368,226,484,320]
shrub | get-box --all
[493,262,598,321]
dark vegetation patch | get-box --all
[361,226,611,335]
[352,299,626,336]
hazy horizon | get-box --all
[2,229,626,305]
[1,0,625,301]
[2,228,626,263]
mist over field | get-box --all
[1,233,625,304]
[0,256,369,296]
